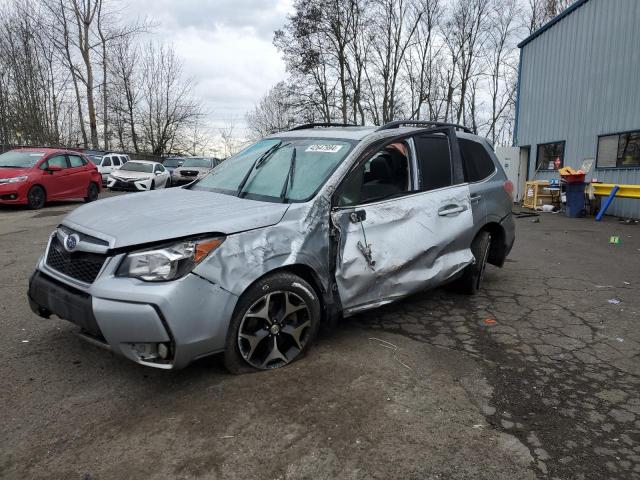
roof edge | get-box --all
[518,0,591,48]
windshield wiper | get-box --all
[280,146,297,202]
[236,141,287,197]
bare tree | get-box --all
[139,42,202,155]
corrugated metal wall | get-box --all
[516,0,640,218]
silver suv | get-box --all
[28,121,515,373]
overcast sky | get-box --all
[128,0,293,137]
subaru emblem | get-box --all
[65,234,79,252]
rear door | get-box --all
[67,154,90,197]
[331,128,474,313]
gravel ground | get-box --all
[1,194,639,479]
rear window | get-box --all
[460,139,496,182]
[69,155,86,167]
[0,150,45,168]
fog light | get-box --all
[130,342,158,360]
[158,343,169,359]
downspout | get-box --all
[513,47,524,148]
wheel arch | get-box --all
[480,221,507,267]
[239,263,334,325]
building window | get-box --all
[536,141,565,170]
[597,130,640,168]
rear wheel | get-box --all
[453,231,491,295]
[84,182,99,203]
[224,272,321,374]
[27,186,46,210]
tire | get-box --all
[453,231,491,295]
[84,182,99,203]
[224,272,321,374]
[150,180,155,191]
[165,177,171,188]
[27,185,46,210]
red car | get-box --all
[0,148,102,209]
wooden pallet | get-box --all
[522,181,560,209]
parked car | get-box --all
[28,121,515,372]
[95,153,130,185]
[106,160,170,191]
[0,148,101,209]
[162,157,185,177]
[171,157,219,185]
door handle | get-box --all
[438,204,466,216]
[471,194,482,204]
[350,209,367,223]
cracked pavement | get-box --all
[0,197,639,479]
[354,212,640,479]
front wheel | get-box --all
[224,272,321,374]
[150,180,155,191]
[453,231,491,295]
[165,176,171,188]
[27,185,46,209]
[84,182,99,203]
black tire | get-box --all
[150,180,155,191]
[165,177,171,188]
[84,182,99,203]
[27,185,46,210]
[453,231,491,295]
[224,272,321,374]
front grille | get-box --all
[46,236,107,284]
[180,170,198,176]
[110,179,139,191]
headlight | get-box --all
[0,176,28,185]
[117,237,224,281]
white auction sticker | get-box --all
[306,144,343,153]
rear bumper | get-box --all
[29,258,239,369]
[501,212,516,258]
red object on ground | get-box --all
[561,173,586,184]
[0,148,102,208]
[483,318,497,326]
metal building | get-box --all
[514,0,640,218]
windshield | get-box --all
[120,162,153,173]
[182,158,212,168]
[163,158,183,167]
[0,150,45,168]
[191,138,354,202]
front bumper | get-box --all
[28,249,239,369]
[107,177,153,192]
[172,175,199,186]
[0,182,28,204]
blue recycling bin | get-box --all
[565,182,587,218]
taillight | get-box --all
[503,180,514,199]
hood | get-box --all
[111,169,154,180]
[0,167,31,178]
[62,187,290,248]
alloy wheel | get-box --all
[237,290,311,369]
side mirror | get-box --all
[47,165,62,172]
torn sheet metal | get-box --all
[331,185,474,314]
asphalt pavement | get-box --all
[1,194,639,479]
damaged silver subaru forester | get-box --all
[29,121,515,372]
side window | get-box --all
[68,155,85,168]
[414,135,453,191]
[102,157,112,167]
[154,164,164,173]
[459,138,496,182]
[112,157,121,166]
[120,156,128,164]
[338,141,411,206]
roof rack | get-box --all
[376,120,472,134]
[289,122,357,131]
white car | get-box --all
[107,160,170,192]
[94,153,130,185]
